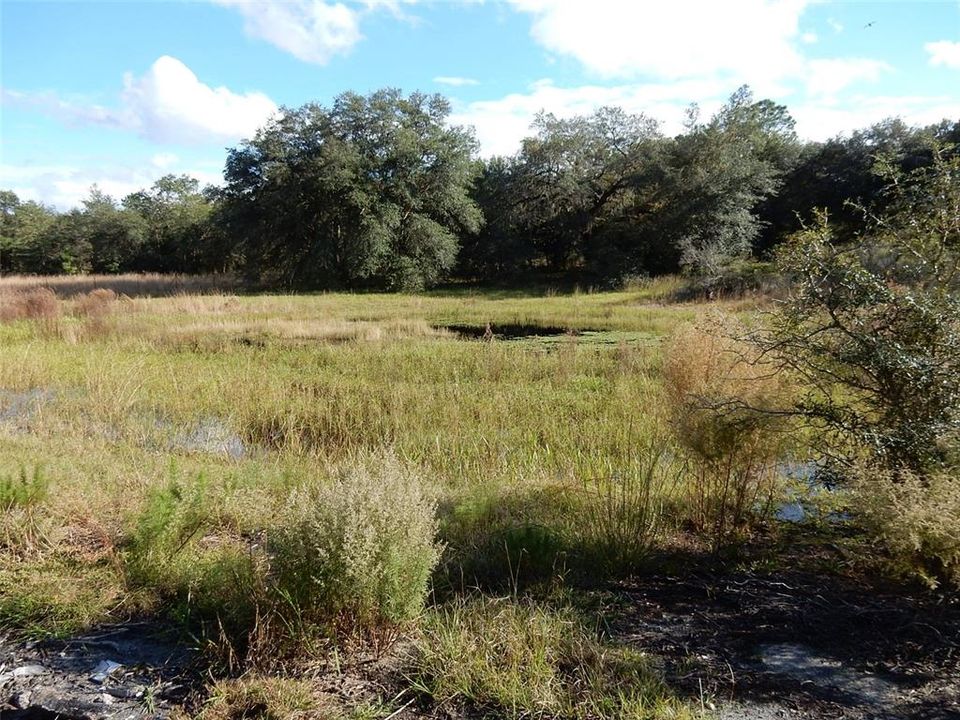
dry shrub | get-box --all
[851,463,960,589]
[0,288,61,335]
[663,317,794,550]
[73,288,118,339]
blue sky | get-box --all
[2,0,959,209]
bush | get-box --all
[663,318,793,550]
[0,467,49,511]
[759,143,960,477]
[269,456,441,640]
[852,462,960,589]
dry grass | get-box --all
[0,273,234,298]
[0,288,62,335]
[662,316,795,549]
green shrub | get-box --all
[269,456,441,638]
[0,466,49,511]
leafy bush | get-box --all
[269,456,441,639]
[663,318,793,550]
[760,142,960,477]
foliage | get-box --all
[269,456,441,637]
[761,142,960,476]
[668,88,798,280]
[0,466,49,511]
[851,462,960,589]
[220,89,482,290]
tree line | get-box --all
[2,86,957,290]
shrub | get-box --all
[758,143,960,477]
[269,456,441,641]
[852,462,960,589]
[0,466,49,511]
[663,318,793,550]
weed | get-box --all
[269,455,441,647]
[0,466,49,510]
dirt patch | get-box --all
[0,623,198,719]
[609,568,960,719]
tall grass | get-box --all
[663,319,794,550]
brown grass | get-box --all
[0,288,62,335]
[663,317,795,548]
[0,273,234,298]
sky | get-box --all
[1,0,959,209]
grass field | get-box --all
[0,281,802,718]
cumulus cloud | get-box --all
[449,78,726,157]
[120,56,277,143]
[3,56,277,145]
[790,95,960,140]
[434,76,480,87]
[926,40,960,69]
[213,0,362,64]
[508,0,809,86]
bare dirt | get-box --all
[609,565,960,719]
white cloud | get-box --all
[120,56,277,143]
[4,56,278,145]
[804,58,890,98]
[214,0,361,64]
[791,95,960,140]
[449,78,727,157]
[827,17,844,33]
[926,40,960,69]
[151,153,179,169]
[801,32,817,44]
[1,162,224,211]
[450,78,960,158]
[434,76,480,87]
[508,0,810,86]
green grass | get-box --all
[0,285,751,715]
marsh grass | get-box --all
[411,596,696,719]
[0,285,762,716]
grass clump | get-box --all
[195,676,322,720]
[270,455,441,643]
[0,287,61,335]
[411,596,695,719]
